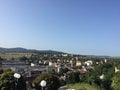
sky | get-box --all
[0,0,120,56]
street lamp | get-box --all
[14,73,21,90]
[40,80,47,90]
[32,83,36,90]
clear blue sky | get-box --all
[0,0,120,56]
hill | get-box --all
[0,47,64,54]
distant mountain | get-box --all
[0,47,112,57]
[86,55,111,58]
[0,47,64,54]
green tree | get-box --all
[100,63,114,90]
[67,72,80,84]
[111,72,120,90]
[33,73,60,90]
[0,69,26,90]
[83,63,114,90]
[0,70,14,90]
[19,56,28,62]
[83,69,100,86]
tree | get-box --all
[0,70,14,90]
[83,69,101,86]
[33,73,60,90]
[111,72,120,90]
[0,57,3,64]
[100,63,114,90]
[0,57,4,60]
[19,56,28,62]
[0,69,26,90]
[83,63,114,90]
[67,72,80,84]
[16,75,26,90]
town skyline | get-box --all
[0,47,118,57]
[0,0,120,56]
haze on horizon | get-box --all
[0,0,120,56]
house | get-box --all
[85,60,93,66]
[46,66,56,73]
[76,61,82,66]
[49,61,54,66]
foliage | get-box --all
[67,83,101,90]
[0,70,14,90]
[0,68,3,74]
[111,72,120,90]
[98,63,114,90]
[33,73,60,90]
[84,69,100,85]
[0,56,4,60]
[16,75,26,90]
[83,63,114,90]
[59,79,66,86]
[19,56,28,62]
[67,72,80,84]
[0,69,26,90]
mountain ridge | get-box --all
[0,47,112,58]
[0,47,64,54]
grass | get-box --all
[0,52,33,59]
[67,83,101,90]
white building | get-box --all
[76,61,82,66]
[85,60,93,66]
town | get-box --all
[0,51,120,90]
[1,0,120,90]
